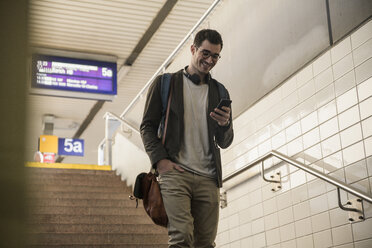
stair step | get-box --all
[28,223,166,234]
[27,184,131,193]
[28,198,138,208]
[26,167,116,176]
[27,172,123,182]
[28,233,168,245]
[26,177,125,187]
[29,206,146,216]
[27,191,131,200]
[27,245,168,248]
[28,214,154,225]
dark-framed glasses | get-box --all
[197,48,221,60]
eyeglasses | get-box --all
[196,47,221,60]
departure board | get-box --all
[31,54,117,101]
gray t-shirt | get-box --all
[174,73,216,178]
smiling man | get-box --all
[140,29,234,248]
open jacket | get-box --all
[140,69,234,187]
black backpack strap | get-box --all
[157,73,172,139]
[160,73,172,115]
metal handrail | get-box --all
[223,150,372,204]
[104,112,140,135]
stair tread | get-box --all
[28,233,168,245]
[28,223,167,234]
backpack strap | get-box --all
[157,73,172,140]
[160,73,172,116]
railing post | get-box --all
[104,114,113,166]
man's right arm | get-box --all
[140,75,169,169]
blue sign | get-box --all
[58,138,84,156]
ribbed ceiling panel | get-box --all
[28,0,164,60]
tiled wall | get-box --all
[217,19,372,248]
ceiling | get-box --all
[26,0,216,164]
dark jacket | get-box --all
[140,69,234,187]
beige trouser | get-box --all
[158,169,220,248]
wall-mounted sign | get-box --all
[58,138,84,156]
[39,135,58,153]
[43,152,56,163]
[30,54,117,101]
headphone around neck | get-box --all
[183,66,211,85]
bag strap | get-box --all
[162,78,173,145]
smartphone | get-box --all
[216,99,232,111]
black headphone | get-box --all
[183,66,211,85]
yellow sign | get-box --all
[39,135,58,153]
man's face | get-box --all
[190,40,221,76]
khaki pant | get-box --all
[159,169,220,248]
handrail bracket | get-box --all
[337,188,365,222]
[220,191,227,209]
[261,162,282,192]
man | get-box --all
[140,29,233,248]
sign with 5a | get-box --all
[58,138,84,156]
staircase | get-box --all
[25,166,168,247]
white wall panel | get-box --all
[217,19,372,247]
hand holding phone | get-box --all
[216,99,232,111]
[210,99,232,126]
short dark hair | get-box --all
[193,29,223,50]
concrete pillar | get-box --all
[0,0,28,246]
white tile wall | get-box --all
[365,136,372,157]
[332,224,353,246]
[314,67,333,92]
[357,77,372,101]
[298,79,315,101]
[355,57,372,85]
[359,97,372,120]
[266,228,280,246]
[297,64,313,87]
[338,105,360,130]
[353,38,372,67]
[335,70,355,97]
[296,235,314,248]
[351,20,372,49]
[340,123,363,148]
[342,141,365,166]
[313,229,333,248]
[303,128,320,150]
[295,217,312,237]
[293,201,311,221]
[354,239,372,248]
[279,223,295,242]
[331,37,352,64]
[319,117,339,140]
[217,19,372,248]
[278,207,294,226]
[311,211,331,233]
[318,99,337,124]
[313,51,331,76]
[336,88,358,113]
[333,53,353,80]
[321,134,341,157]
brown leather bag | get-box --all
[130,75,173,227]
[141,172,168,227]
